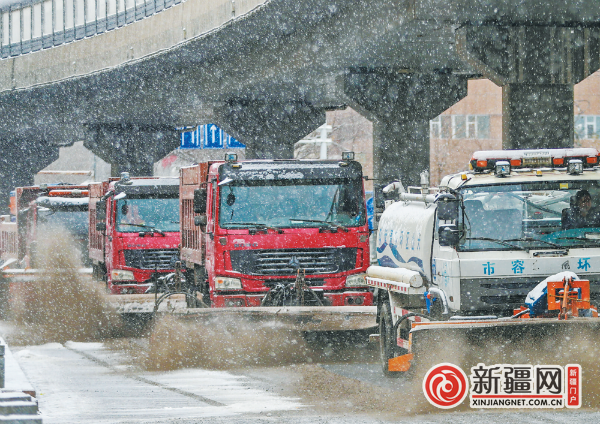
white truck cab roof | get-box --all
[441,148,600,191]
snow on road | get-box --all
[13,341,304,423]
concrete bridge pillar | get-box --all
[0,141,59,213]
[344,70,468,187]
[457,25,600,149]
[84,124,180,177]
[215,102,325,159]
[503,84,574,150]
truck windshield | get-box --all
[458,180,600,251]
[219,178,366,229]
[116,197,179,233]
[38,209,89,238]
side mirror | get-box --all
[194,215,208,226]
[193,188,207,214]
[439,224,460,247]
[96,222,107,232]
[436,193,459,221]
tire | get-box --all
[194,265,211,307]
[92,264,109,291]
[92,264,100,281]
[379,302,403,378]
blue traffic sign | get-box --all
[204,124,222,149]
[227,134,245,148]
[180,124,245,150]
[180,130,199,149]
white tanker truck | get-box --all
[368,148,600,376]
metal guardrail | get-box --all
[0,0,184,58]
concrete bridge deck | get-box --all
[1,0,600,203]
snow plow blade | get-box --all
[403,317,600,372]
[1,267,93,284]
[411,317,600,344]
[0,268,94,317]
[108,294,377,332]
[171,306,377,332]
[108,293,192,314]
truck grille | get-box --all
[123,249,179,271]
[264,278,326,287]
[230,248,356,276]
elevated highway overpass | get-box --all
[1,0,600,204]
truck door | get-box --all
[205,180,217,285]
[431,211,461,311]
[105,197,115,273]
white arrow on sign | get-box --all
[210,125,218,145]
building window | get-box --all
[441,116,452,138]
[575,115,600,139]
[587,116,596,138]
[430,116,441,139]
[477,115,490,139]
[452,115,466,139]
[467,115,477,138]
[431,115,490,139]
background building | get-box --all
[295,108,373,192]
[430,72,600,184]
[34,141,111,185]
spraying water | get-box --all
[144,314,374,371]
[8,227,122,345]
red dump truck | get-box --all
[0,184,90,315]
[0,184,90,269]
[89,174,180,294]
[179,152,373,308]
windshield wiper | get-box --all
[464,237,527,251]
[289,218,349,232]
[225,222,283,234]
[119,223,166,236]
[503,237,566,250]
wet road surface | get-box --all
[9,337,600,424]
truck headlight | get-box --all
[215,276,242,291]
[345,273,367,287]
[111,269,135,281]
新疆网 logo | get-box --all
[422,363,581,409]
[422,363,469,409]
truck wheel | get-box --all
[92,264,108,288]
[379,302,402,378]
[193,266,210,306]
[92,265,100,281]
[201,283,211,307]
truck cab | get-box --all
[0,184,89,269]
[369,148,600,372]
[89,174,180,294]
[180,153,372,307]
